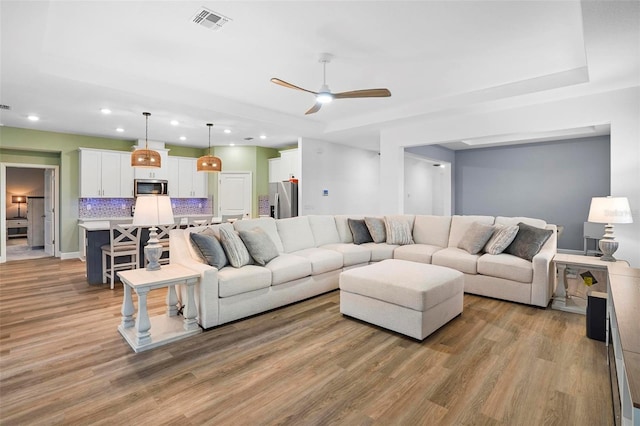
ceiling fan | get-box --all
[271,53,391,115]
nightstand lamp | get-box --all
[11,195,27,218]
[133,195,174,271]
[587,196,633,261]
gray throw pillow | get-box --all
[384,216,414,245]
[364,217,386,243]
[504,222,553,261]
[189,231,228,269]
[484,224,519,255]
[348,218,373,245]
[239,227,279,266]
[458,222,495,254]
[219,227,252,268]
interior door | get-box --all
[44,168,55,256]
[218,172,252,218]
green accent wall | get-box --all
[1,126,279,256]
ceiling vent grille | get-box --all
[0,104,11,110]
[191,7,231,31]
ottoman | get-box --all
[339,259,464,340]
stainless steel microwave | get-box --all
[134,179,168,197]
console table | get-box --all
[552,254,627,315]
[606,264,640,426]
[117,264,201,352]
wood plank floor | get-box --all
[0,257,613,425]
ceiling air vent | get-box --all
[191,7,231,31]
[0,104,11,110]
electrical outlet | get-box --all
[121,204,126,209]
[198,203,202,208]
[86,204,91,210]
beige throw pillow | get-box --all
[384,216,414,245]
[458,222,495,254]
[484,224,519,255]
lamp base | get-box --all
[145,244,162,271]
[599,238,618,262]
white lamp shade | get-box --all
[132,195,174,226]
[587,196,633,224]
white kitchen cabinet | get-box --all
[269,149,299,183]
[79,148,122,197]
[268,158,283,183]
[120,153,135,197]
[168,156,208,198]
[133,149,169,180]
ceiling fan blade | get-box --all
[271,78,317,95]
[305,102,322,115]
[333,88,392,99]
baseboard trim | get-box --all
[60,251,80,260]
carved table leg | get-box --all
[166,284,178,317]
[121,284,135,329]
[554,263,568,307]
[183,279,199,332]
[135,288,152,345]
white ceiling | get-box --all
[1,1,638,151]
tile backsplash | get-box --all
[79,198,212,218]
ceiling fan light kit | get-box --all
[270,53,391,115]
[131,112,162,168]
[197,123,222,172]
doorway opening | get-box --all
[404,153,452,216]
[1,164,59,263]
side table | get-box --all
[552,253,627,315]
[117,264,201,352]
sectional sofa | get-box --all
[170,215,557,329]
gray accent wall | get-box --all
[454,136,610,251]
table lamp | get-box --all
[587,196,633,261]
[133,195,174,271]
[12,195,27,218]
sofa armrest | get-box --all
[170,228,220,329]
[530,224,558,307]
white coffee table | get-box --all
[117,264,201,352]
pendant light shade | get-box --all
[131,112,162,168]
[197,123,222,172]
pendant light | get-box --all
[131,112,161,168]
[197,123,222,172]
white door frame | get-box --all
[0,163,60,263]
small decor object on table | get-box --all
[133,195,174,271]
[117,264,201,352]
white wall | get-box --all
[404,154,451,216]
[380,87,640,266]
[299,138,380,215]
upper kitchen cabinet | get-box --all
[269,148,299,183]
[120,153,135,197]
[133,148,169,180]
[79,148,122,198]
[168,156,208,198]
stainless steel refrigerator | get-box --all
[269,181,298,219]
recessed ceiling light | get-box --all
[171,120,179,126]
[116,127,124,132]
[224,129,231,134]
[229,143,235,146]
[179,136,186,141]
[259,135,266,139]
[100,108,112,114]
[27,115,39,121]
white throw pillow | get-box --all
[384,216,414,245]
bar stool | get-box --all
[154,223,177,266]
[221,214,243,223]
[101,222,141,289]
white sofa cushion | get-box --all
[234,217,285,253]
[495,216,547,229]
[432,247,481,274]
[335,215,363,243]
[307,215,341,246]
[394,244,442,263]
[276,216,316,253]
[265,253,312,285]
[321,243,371,266]
[291,247,344,275]
[413,215,451,247]
[218,265,272,298]
[362,242,398,262]
[478,253,533,283]
[448,215,495,247]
